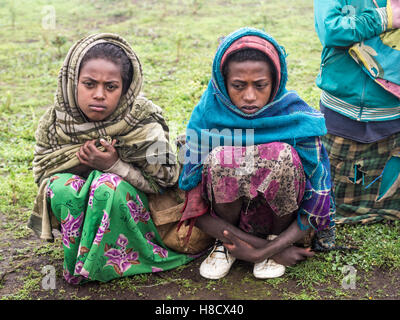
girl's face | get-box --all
[225,60,273,114]
[77,58,123,121]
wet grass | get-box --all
[0,0,399,301]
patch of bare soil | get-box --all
[1,232,400,301]
[0,216,399,301]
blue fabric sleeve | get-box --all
[314,0,388,47]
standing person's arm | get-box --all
[314,0,395,47]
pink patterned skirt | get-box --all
[202,142,306,237]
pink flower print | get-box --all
[264,180,281,214]
[145,232,168,258]
[64,175,86,193]
[258,143,285,161]
[74,260,89,279]
[49,176,60,183]
[88,173,122,208]
[46,185,54,199]
[215,176,239,203]
[46,176,59,199]
[63,268,83,285]
[294,178,305,204]
[93,210,111,246]
[104,234,140,276]
[152,267,163,273]
[61,211,84,249]
[78,244,89,255]
[264,180,280,201]
[292,149,303,170]
[216,146,245,168]
[145,232,155,241]
[151,244,168,258]
[126,193,150,223]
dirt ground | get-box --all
[1,226,399,301]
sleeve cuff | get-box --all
[378,7,391,30]
[104,158,130,177]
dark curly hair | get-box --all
[79,43,133,95]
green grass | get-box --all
[0,0,399,300]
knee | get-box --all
[91,173,123,190]
[206,145,228,163]
[205,145,245,169]
[258,142,303,170]
[47,173,86,197]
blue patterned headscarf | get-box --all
[179,27,332,230]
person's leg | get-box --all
[269,210,297,236]
[200,142,306,279]
[47,173,89,284]
[213,197,243,226]
[199,145,247,279]
[198,198,242,280]
[248,142,306,278]
[79,172,194,282]
[236,142,305,238]
[50,171,194,284]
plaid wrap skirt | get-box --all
[322,133,400,224]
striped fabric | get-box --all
[321,90,400,121]
[294,137,333,230]
[376,7,389,31]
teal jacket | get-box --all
[314,0,400,121]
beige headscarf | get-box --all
[29,33,179,240]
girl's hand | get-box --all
[222,230,263,263]
[76,139,119,171]
[222,230,315,265]
[271,246,315,266]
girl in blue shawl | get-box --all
[178,28,335,280]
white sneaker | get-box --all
[253,235,285,279]
[199,240,236,279]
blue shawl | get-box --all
[179,27,332,230]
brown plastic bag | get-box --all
[148,187,213,254]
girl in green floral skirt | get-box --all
[29,33,193,284]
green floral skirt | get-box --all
[46,170,193,284]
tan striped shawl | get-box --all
[30,33,179,240]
